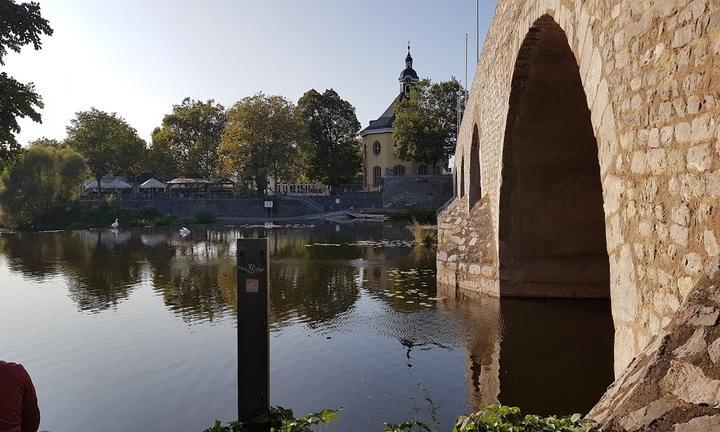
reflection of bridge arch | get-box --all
[437,0,720,381]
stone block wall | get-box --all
[437,196,499,299]
[589,267,720,431]
[382,175,453,210]
[440,0,720,378]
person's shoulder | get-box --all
[0,361,31,379]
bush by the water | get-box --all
[0,146,87,228]
[203,407,339,432]
[408,219,437,246]
[205,405,599,432]
[193,210,217,224]
[21,201,177,231]
[390,209,437,225]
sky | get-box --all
[5,0,497,145]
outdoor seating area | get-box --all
[275,183,330,196]
[165,177,235,194]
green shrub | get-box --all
[204,407,339,432]
[193,210,217,224]
[205,405,598,432]
[389,209,437,225]
[408,219,437,246]
[451,405,598,432]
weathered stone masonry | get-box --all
[437,0,720,392]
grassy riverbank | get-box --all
[11,201,215,231]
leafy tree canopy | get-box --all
[0,0,53,64]
[219,94,301,196]
[296,89,362,187]
[393,78,465,168]
[145,130,178,181]
[28,137,64,148]
[150,98,226,178]
[66,108,146,187]
[0,0,53,167]
[0,146,87,228]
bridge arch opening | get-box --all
[468,125,481,210]
[498,15,609,298]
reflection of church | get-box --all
[360,46,448,191]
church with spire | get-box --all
[360,46,446,191]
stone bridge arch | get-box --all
[468,124,482,210]
[437,0,720,380]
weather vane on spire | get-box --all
[407,41,411,53]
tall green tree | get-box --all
[219,94,300,196]
[296,89,362,187]
[151,98,226,178]
[0,146,87,227]
[144,135,178,181]
[0,0,53,167]
[66,108,146,190]
[393,78,465,169]
[28,137,64,148]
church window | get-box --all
[418,165,428,175]
[372,166,382,187]
[393,165,406,176]
[373,141,381,156]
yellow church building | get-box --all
[360,47,445,191]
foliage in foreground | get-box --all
[205,405,599,432]
[448,405,597,432]
[0,0,54,167]
[203,407,339,432]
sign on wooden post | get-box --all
[237,238,270,421]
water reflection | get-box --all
[0,223,426,325]
[0,223,613,431]
[441,293,614,416]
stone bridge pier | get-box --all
[438,0,720,427]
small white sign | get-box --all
[335,198,340,204]
[246,279,259,293]
[264,201,273,208]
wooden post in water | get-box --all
[237,238,270,423]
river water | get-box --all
[0,221,614,431]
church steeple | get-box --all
[405,43,413,68]
[399,43,419,98]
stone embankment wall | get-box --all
[439,0,720,383]
[117,193,384,219]
[382,175,453,210]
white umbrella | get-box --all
[85,179,117,191]
[108,179,132,189]
[139,178,166,189]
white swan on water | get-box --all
[110,218,119,229]
[179,227,191,237]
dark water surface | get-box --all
[0,222,614,431]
